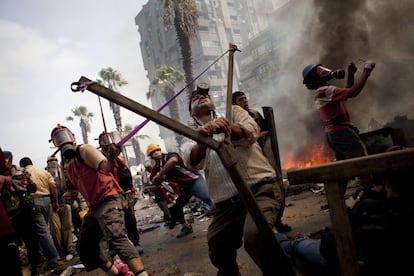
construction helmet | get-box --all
[146,144,161,156]
[303,64,345,86]
[302,64,318,84]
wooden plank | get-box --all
[287,148,414,185]
[263,106,283,180]
[74,76,297,276]
[75,76,221,151]
[324,180,359,276]
[286,148,414,276]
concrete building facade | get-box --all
[134,0,284,149]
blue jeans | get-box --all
[326,128,367,161]
[190,176,212,206]
[170,176,212,223]
[275,233,328,269]
[33,197,60,263]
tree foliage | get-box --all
[148,65,185,150]
[160,0,198,95]
[97,67,128,131]
[66,106,93,144]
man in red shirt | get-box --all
[50,125,148,276]
[98,132,143,255]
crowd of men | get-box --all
[1,61,411,276]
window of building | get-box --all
[201,40,220,48]
[227,2,235,7]
[198,25,209,32]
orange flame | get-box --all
[282,143,335,170]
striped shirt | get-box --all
[182,105,276,203]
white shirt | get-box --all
[182,105,276,203]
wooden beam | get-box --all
[287,148,414,276]
[263,106,283,181]
[287,148,414,185]
[324,180,360,276]
[73,76,297,276]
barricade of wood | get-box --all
[73,76,297,276]
[286,148,414,276]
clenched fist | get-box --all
[199,118,231,136]
[108,143,122,160]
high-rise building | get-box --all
[135,0,285,148]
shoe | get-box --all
[176,225,193,238]
[65,249,76,261]
[310,183,325,193]
[276,222,292,233]
[135,244,144,255]
[114,258,131,276]
[168,220,177,229]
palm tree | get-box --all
[66,106,94,144]
[124,124,150,165]
[147,65,185,149]
[97,67,128,132]
[161,0,199,95]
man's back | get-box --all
[248,109,268,132]
[65,144,121,206]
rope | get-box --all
[70,81,96,92]
[117,48,231,146]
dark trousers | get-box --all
[0,233,23,276]
[207,182,282,276]
[169,187,193,223]
[12,208,41,273]
[154,191,172,221]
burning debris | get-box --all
[282,142,335,170]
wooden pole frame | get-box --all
[225,44,238,122]
[72,76,297,275]
[287,148,414,276]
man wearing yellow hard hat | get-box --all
[146,144,212,238]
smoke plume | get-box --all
[253,0,414,164]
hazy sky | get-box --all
[1,0,165,166]
[2,0,413,169]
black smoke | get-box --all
[256,0,414,163]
